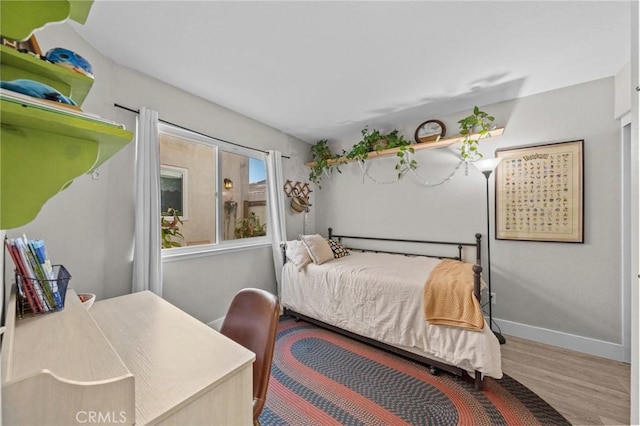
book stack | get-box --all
[4,235,70,315]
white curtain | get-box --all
[266,150,286,296]
[132,107,163,296]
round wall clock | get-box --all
[414,119,446,143]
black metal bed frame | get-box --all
[283,228,486,390]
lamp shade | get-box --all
[472,157,503,173]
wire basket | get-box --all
[16,265,71,318]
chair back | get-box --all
[220,288,280,422]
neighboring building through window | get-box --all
[158,124,269,252]
[160,165,188,220]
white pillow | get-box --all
[285,240,311,270]
[300,234,334,265]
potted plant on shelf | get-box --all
[458,106,495,162]
[346,126,417,178]
[309,139,341,189]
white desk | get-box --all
[2,288,135,426]
[90,291,255,425]
[2,289,254,425]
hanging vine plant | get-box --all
[309,128,418,189]
[309,139,341,189]
[458,106,495,162]
[308,110,498,189]
[345,126,416,178]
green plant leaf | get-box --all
[458,106,495,162]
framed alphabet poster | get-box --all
[495,140,584,243]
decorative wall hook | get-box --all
[284,180,312,198]
[91,168,101,180]
[284,180,312,213]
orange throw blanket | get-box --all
[423,259,484,331]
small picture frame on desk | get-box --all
[1,35,42,55]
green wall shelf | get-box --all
[0,45,94,106]
[0,0,93,41]
[0,93,133,229]
[0,0,134,230]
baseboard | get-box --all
[208,317,224,332]
[494,318,630,363]
[208,314,630,363]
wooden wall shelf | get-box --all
[304,127,505,167]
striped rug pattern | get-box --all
[259,317,570,426]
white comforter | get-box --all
[281,252,503,379]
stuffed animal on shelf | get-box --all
[45,47,93,78]
[0,79,77,105]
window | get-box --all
[158,123,269,253]
[160,165,188,220]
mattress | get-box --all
[281,251,503,379]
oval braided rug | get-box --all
[259,317,570,426]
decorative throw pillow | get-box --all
[285,240,311,270]
[300,234,334,265]
[328,239,350,258]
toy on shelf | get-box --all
[1,79,77,106]
[45,47,93,78]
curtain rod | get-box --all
[114,103,290,159]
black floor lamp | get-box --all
[473,157,506,345]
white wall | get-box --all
[615,62,631,119]
[316,77,626,360]
[2,16,630,365]
[2,23,312,325]
[629,1,639,422]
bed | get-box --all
[280,228,503,390]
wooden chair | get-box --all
[220,288,280,425]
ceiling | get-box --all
[72,1,631,144]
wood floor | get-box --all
[500,335,630,425]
